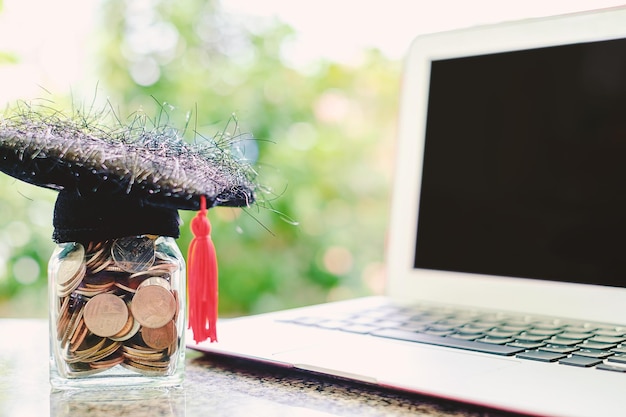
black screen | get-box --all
[415,38,626,287]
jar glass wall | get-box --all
[48,235,186,389]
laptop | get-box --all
[190,6,626,417]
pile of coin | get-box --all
[52,236,183,378]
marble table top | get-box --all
[0,319,519,417]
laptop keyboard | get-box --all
[280,303,626,372]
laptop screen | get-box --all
[414,37,626,288]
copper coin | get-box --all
[130,284,176,329]
[142,321,177,350]
[83,293,129,337]
[137,276,171,291]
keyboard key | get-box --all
[577,341,618,350]
[606,354,626,365]
[476,313,510,323]
[448,332,480,341]
[505,319,537,328]
[594,329,626,337]
[457,325,490,335]
[548,337,582,346]
[484,329,520,338]
[507,341,546,349]
[532,321,565,331]
[527,328,562,337]
[565,325,598,333]
[559,331,593,340]
[376,320,406,328]
[424,329,455,337]
[539,344,579,354]
[516,350,567,362]
[472,320,504,329]
[559,355,603,367]
[476,336,515,345]
[516,333,549,342]
[437,318,471,327]
[588,335,626,344]
[499,324,531,333]
[575,349,614,359]
[395,323,428,332]
[427,323,457,331]
[610,345,626,354]
[597,363,626,373]
[370,328,525,356]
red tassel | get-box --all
[187,195,219,343]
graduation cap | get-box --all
[0,102,257,344]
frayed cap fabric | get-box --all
[0,104,256,240]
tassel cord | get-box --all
[187,195,219,343]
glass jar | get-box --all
[48,235,186,390]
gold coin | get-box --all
[83,293,129,337]
[130,283,176,329]
[56,243,85,286]
[142,321,177,350]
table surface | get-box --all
[0,319,521,417]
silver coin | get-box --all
[111,236,155,273]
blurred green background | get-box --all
[1,0,604,318]
[0,0,400,317]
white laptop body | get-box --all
[191,7,626,417]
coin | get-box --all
[90,353,124,370]
[69,325,89,353]
[61,303,84,348]
[87,340,122,363]
[142,321,177,350]
[83,293,129,337]
[85,245,110,273]
[110,316,140,342]
[56,244,87,298]
[137,276,171,291]
[111,236,155,273]
[122,344,165,361]
[64,335,106,364]
[56,243,85,286]
[53,236,184,380]
[66,361,108,377]
[56,296,71,340]
[130,282,176,329]
[121,361,168,376]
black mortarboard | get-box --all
[0,101,257,343]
